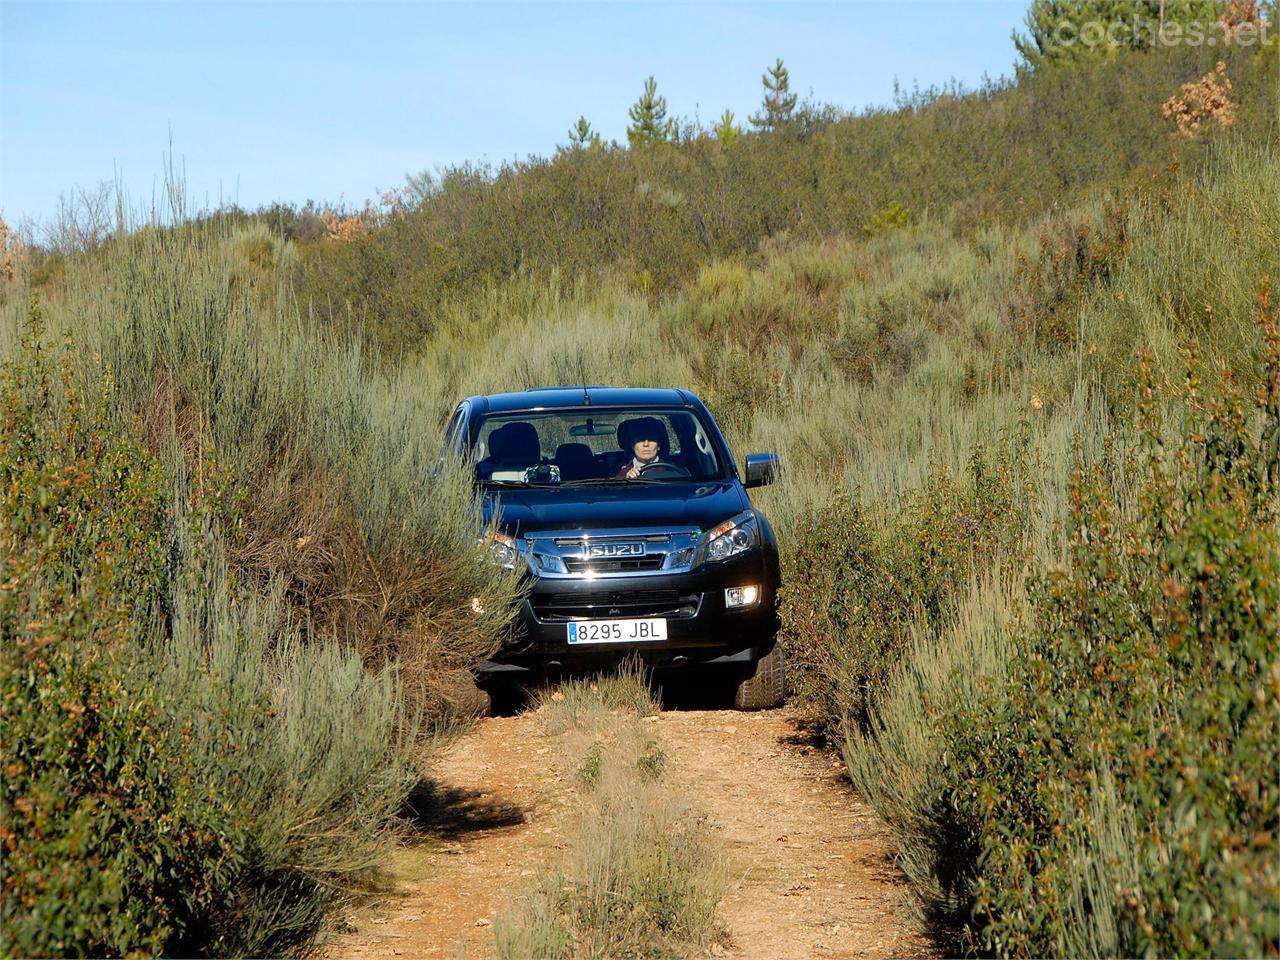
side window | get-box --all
[440,408,466,459]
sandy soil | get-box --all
[324,707,932,960]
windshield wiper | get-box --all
[559,477,662,486]
[481,479,569,489]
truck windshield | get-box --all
[470,408,729,485]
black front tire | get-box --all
[733,646,785,710]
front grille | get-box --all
[532,588,699,622]
[563,556,666,573]
[554,534,671,546]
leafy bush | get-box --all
[839,142,1278,956]
[781,440,1032,730]
[942,299,1279,957]
[1,309,181,956]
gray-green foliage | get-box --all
[21,209,523,711]
[151,497,416,955]
[0,187,527,954]
[341,134,1280,958]
[944,332,1279,956]
[843,141,1280,956]
[5,43,1277,959]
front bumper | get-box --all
[477,549,780,674]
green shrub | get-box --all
[862,200,911,237]
[1,307,183,957]
[781,439,1032,730]
[943,306,1279,957]
[837,142,1277,956]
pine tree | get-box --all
[566,115,601,150]
[626,76,673,147]
[1013,0,1221,70]
[749,58,798,131]
[714,109,742,146]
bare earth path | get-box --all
[325,707,932,960]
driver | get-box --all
[613,417,668,479]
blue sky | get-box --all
[1,1,1028,226]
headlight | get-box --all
[483,531,519,569]
[701,510,757,563]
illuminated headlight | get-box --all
[702,510,758,564]
[725,585,760,608]
[483,531,519,569]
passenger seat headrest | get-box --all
[488,422,540,461]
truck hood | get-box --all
[483,481,749,537]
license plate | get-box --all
[566,618,668,644]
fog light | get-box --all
[470,596,485,615]
[725,585,760,609]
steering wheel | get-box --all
[637,461,691,479]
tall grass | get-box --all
[841,142,1279,955]
[7,208,524,712]
[151,494,418,955]
[333,134,1278,956]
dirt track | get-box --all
[325,707,932,959]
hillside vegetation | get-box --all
[3,34,1277,959]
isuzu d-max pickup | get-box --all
[441,387,783,708]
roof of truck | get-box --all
[468,387,697,414]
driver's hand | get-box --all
[625,465,641,479]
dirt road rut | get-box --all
[326,707,931,959]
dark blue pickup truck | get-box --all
[441,386,784,708]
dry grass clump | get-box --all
[495,671,726,959]
[1,215,24,283]
[322,209,370,243]
[533,666,659,737]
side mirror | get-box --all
[743,453,780,489]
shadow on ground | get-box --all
[651,669,743,710]
[400,780,529,840]
[477,665,746,715]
